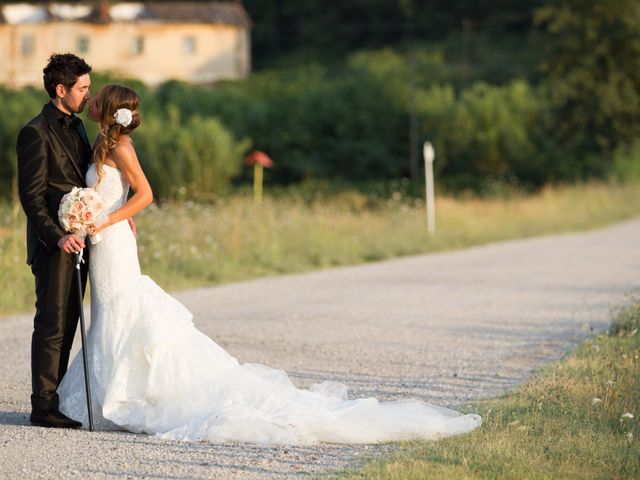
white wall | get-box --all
[0,21,251,87]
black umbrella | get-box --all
[74,249,94,431]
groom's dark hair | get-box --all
[43,53,92,99]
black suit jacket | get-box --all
[17,102,92,264]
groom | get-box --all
[16,53,93,429]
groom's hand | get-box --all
[58,234,85,254]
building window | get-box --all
[77,36,90,54]
[132,36,144,55]
[183,36,196,55]
[21,35,35,56]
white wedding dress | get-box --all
[59,163,481,444]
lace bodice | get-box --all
[83,162,140,304]
[86,163,129,215]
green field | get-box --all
[335,297,639,479]
[2,181,640,315]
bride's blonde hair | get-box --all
[93,84,141,185]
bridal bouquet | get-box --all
[58,187,106,245]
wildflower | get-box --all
[621,412,634,419]
[628,432,634,443]
[591,398,602,406]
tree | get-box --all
[536,0,640,174]
[244,0,545,67]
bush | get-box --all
[611,141,640,183]
[0,87,44,201]
[0,81,250,202]
[2,43,629,200]
[135,106,251,200]
[418,80,554,190]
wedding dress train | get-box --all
[58,163,481,444]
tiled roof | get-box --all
[0,2,251,27]
[142,2,251,27]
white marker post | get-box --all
[423,142,436,235]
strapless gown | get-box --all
[58,163,482,444]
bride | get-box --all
[58,84,481,444]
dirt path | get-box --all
[1,218,639,479]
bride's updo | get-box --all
[93,84,141,185]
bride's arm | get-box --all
[97,142,153,231]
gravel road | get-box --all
[1,218,639,479]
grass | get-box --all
[2,180,640,315]
[333,296,640,480]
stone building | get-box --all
[0,1,251,87]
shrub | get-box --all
[0,87,44,201]
[134,106,250,200]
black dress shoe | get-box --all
[30,409,82,429]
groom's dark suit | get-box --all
[17,102,92,414]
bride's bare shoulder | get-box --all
[114,135,134,150]
[110,136,140,170]
[112,137,136,158]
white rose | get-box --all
[114,108,133,127]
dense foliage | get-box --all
[536,0,640,178]
[244,0,547,68]
[1,1,639,200]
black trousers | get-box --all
[30,245,88,413]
